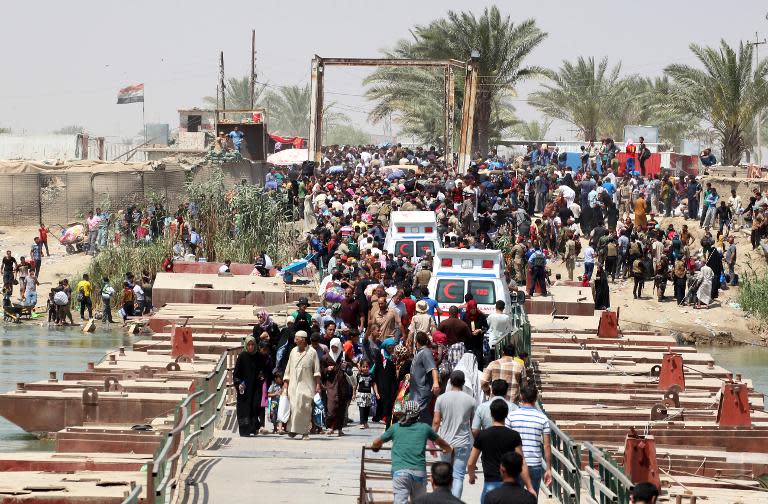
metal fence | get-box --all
[147,351,230,504]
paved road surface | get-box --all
[178,406,487,504]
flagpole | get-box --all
[142,98,146,144]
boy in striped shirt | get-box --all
[505,383,551,495]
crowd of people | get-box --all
[1,139,745,501]
[225,141,723,503]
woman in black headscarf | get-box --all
[593,263,610,310]
[233,336,271,437]
[706,248,723,300]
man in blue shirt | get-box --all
[228,127,244,152]
[419,286,439,320]
[527,245,547,297]
[699,148,717,168]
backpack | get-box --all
[347,239,360,258]
[532,253,546,268]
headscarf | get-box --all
[257,309,272,330]
[243,335,257,355]
[380,337,397,361]
[465,300,479,322]
[454,352,483,406]
[329,337,343,362]
[399,400,420,426]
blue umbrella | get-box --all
[328,165,345,174]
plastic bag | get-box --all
[312,393,325,429]
[277,394,291,424]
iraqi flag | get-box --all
[117,83,144,104]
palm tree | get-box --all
[664,39,768,165]
[365,7,546,153]
[264,84,348,139]
[513,119,552,141]
[529,56,627,142]
[203,76,266,109]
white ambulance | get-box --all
[383,211,440,262]
[427,248,512,316]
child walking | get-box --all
[267,372,284,434]
[355,359,377,429]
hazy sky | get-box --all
[1,0,767,141]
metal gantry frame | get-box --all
[308,56,480,173]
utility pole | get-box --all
[748,32,766,165]
[219,51,226,115]
[250,29,257,109]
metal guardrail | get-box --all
[146,351,231,504]
[359,445,454,504]
[491,302,531,360]
[548,421,581,504]
[582,441,634,504]
[120,481,142,504]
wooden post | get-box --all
[308,56,324,164]
[219,51,226,117]
[458,59,479,174]
[250,29,256,109]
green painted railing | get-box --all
[120,481,142,504]
[147,351,231,504]
[582,441,634,504]
[548,421,581,504]
[492,302,531,360]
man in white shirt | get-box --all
[486,300,513,348]
[583,244,595,280]
[569,202,581,223]
[218,260,231,274]
[558,184,575,208]
[133,282,145,314]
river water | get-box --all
[698,344,768,394]
[0,325,765,451]
[0,324,135,451]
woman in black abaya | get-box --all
[706,248,723,301]
[233,336,271,436]
[593,263,611,310]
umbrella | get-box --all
[327,165,345,174]
[267,148,308,166]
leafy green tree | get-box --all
[513,119,552,141]
[203,76,266,110]
[325,124,372,146]
[264,83,348,139]
[0,127,11,134]
[529,56,628,142]
[664,39,768,165]
[365,7,546,153]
